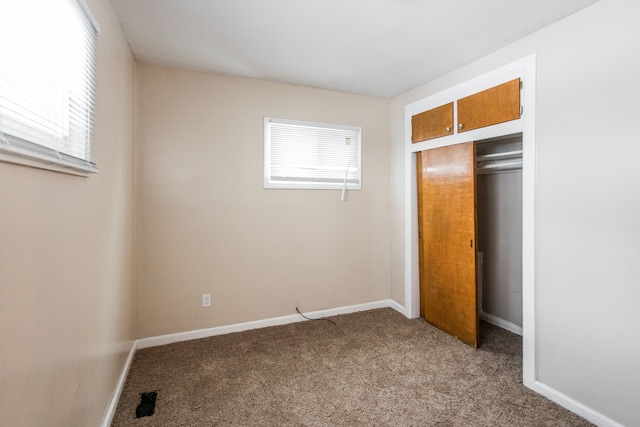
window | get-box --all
[264,117,362,190]
[0,0,99,175]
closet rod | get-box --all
[477,160,522,175]
[476,150,523,162]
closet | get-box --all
[413,79,523,347]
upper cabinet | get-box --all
[412,78,521,143]
[457,78,521,133]
[411,102,453,142]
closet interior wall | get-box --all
[476,134,523,334]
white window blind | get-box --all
[0,0,99,175]
[264,117,362,190]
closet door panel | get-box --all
[418,142,478,347]
[457,79,520,132]
[412,102,454,143]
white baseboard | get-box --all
[386,298,407,316]
[102,340,137,427]
[480,310,523,336]
[527,380,624,427]
[137,299,403,349]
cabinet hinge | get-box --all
[520,106,523,116]
[520,80,523,89]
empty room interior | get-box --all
[0,0,639,426]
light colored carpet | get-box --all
[112,308,592,426]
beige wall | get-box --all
[390,0,640,425]
[0,0,136,425]
[136,64,391,337]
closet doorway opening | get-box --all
[476,134,523,337]
[416,133,523,348]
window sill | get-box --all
[0,141,98,177]
[264,182,361,190]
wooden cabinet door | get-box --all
[412,102,454,143]
[417,142,478,347]
[457,78,520,133]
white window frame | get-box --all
[0,0,99,176]
[264,117,362,190]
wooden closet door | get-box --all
[417,142,478,347]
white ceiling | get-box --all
[110,0,598,98]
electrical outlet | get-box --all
[202,293,211,308]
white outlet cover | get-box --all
[202,293,211,307]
